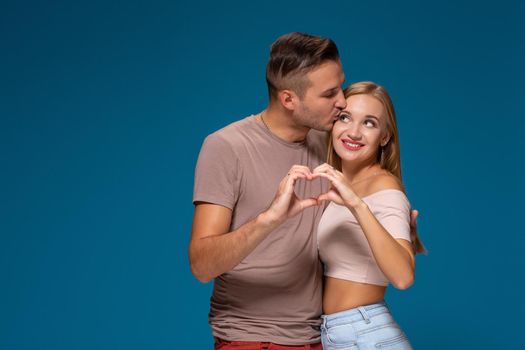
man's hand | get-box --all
[410,209,423,254]
[410,209,418,237]
[261,165,320,226]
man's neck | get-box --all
[260,105,310,143]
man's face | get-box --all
[293,60,346,131]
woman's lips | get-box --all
[341,139,364,151]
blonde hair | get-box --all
[328,81,426,254]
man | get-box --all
[190,32,346,348]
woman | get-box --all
[313,81,425,349]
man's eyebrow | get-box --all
[323,87,340,94]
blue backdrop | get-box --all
[2,0,524,349]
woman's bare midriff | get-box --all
[323,276,387,315]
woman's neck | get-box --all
[341,160,383,184]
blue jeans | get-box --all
[321,301,412,350]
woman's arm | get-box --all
[350,201,415,289]
[313,164,415,290]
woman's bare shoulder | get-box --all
[366,172,404,194]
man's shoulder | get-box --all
[205,115,256,145]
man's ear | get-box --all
[278,90,298,111]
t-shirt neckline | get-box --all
[250,114,307,149]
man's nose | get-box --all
[334,89,346,110]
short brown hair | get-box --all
[266,32,340,99]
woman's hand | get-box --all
[312,163,364,209]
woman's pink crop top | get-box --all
[317,189,412,286]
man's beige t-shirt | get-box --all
[193,115,329,345]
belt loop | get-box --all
[357,306,371,324]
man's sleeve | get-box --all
[193,133,239,210]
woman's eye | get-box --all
[338,114,350,122]
[364,120,376,128]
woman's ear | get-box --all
[381,133,391,147]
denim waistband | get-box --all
[321,301,389,327]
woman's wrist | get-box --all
[347,198,369,215]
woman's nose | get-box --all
[346,124,362,139]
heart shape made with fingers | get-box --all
[293,174,331,201]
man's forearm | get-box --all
[189,211,281,283]
[189,165,317,283]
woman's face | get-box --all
[332,94,389,165]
